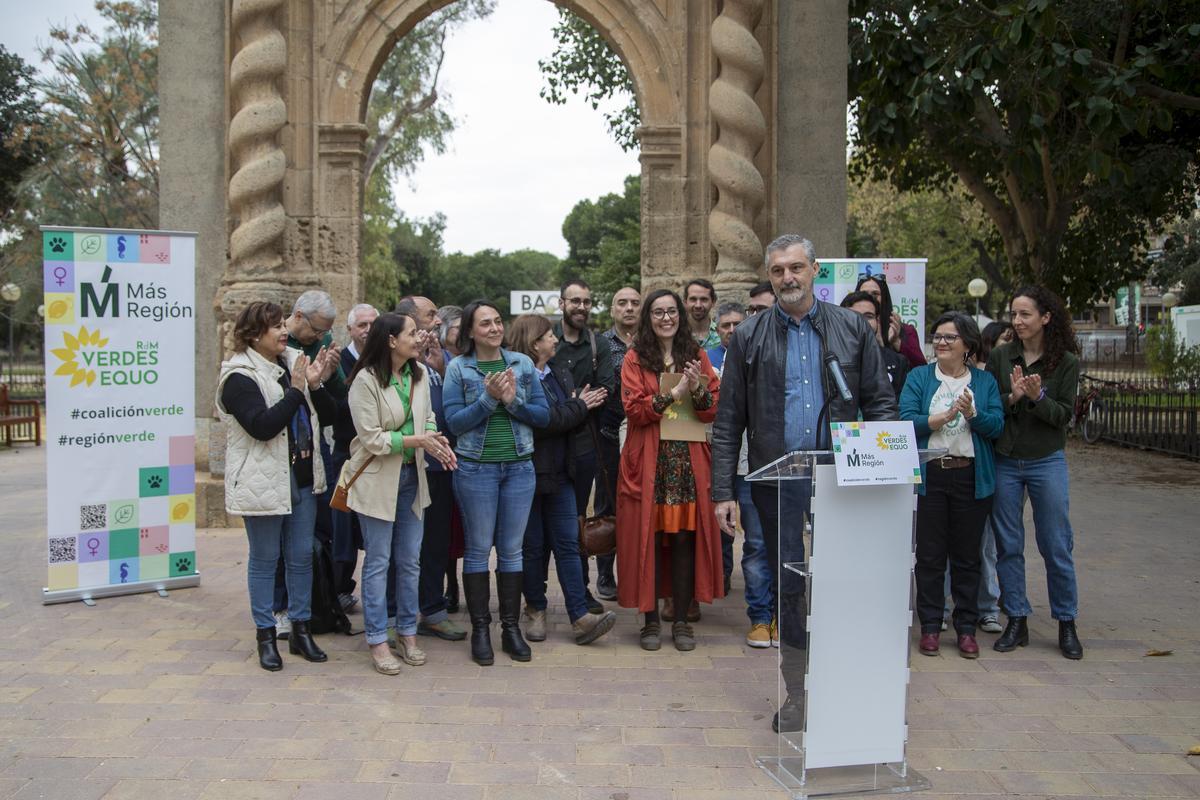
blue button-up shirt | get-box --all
[778,303,824,452]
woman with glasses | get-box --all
[855,274,926,368]
[617,289,723,652]
[900,312,1003,658]
[986,287,1083,659]
[443,301,550,665]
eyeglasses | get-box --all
[650,308,680,320]
[304,315,332,337]
[746,304,770,315]
[931,333,961,344]
[563,297,593,308]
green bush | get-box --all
[1145,324,1200,387]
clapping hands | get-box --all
[485,368,517,405]
[1009,365,1042,404]
[576,384,608,410]
[304,346,338,389]
[669,359,703,401]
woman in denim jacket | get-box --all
[443,300,550,666]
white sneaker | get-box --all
[979,616,1003,634]
[274,611,291,639]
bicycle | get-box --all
[1072,374,1113,444]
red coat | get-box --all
[616,348,724,612]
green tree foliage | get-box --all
[365,0,495,184]
[432,249,560,317]
[359,173,447,311]
[0,46,42,225]
[538,8,639,151]
[1153,216,1200,306]
[849,0,1200,308]
[847,176,1004,319]
[1144,323,1200,387]
[559,174,641,304]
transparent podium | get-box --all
[745,449,943,798]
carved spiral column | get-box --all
[218,0,289,353]
[708,0,767,302]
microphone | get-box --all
[824,353,853,403]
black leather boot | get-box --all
[993,616,1029,652]
[288,620,328,662]
[445,560,460,614]
[256,626,282,672]
[463,571,494,666]
[1058,619,1083,660]
[497,571,531,662]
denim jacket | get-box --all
[443,349,550,460]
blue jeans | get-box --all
[992,451,1078,621]
[244,471,317,629]
[453,459,536,574]
[358,467,425,644]
[737,476,773,625]
[523,482,588,622]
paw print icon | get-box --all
[48,236,68,253]
[146,475,163,489]
[175,556,193,573]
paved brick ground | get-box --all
[1,440,1198,799]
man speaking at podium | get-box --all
[712,234,897,732]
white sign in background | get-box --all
[818,258,927,345]
[510,290,561,316]
[41,226,198,603]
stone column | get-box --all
[315,123,369,324]
[638,126,686,293]
[708,0,767,303]
[159,0,228,527]
[776,0,848,258]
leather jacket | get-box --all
[711,299,898,502]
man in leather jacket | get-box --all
[711,233,897,731]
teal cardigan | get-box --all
[899,364,1004,498]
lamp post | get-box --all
[967,278,988,320]
[1,282,21,386]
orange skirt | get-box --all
[653,502,698,535]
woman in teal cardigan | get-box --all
[900,312,1003,659]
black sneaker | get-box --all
[595,576,617,601]
[584,590,604,615]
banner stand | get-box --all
[39,225,199,605]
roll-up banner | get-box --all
[40,226,199,604]
[817,258,927,343]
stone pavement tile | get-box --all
[235,739,326,759]
[88,757,190,780]
[1084,751,1200,774]
[447,763,538,785]
[990,770,1100,794]
[212,720,301,740]
[291,784,391,800]
[194,779,298,800]
[386,787,483,800]
[355,760,451,783]
[539,725,621,745]
[0,779,22,798]
[420,707,502,726]
[1083,772,1200,797]
[660,746,751,767]
[9,778,118,800]
[538,764,631,787]
[491,742,577,764]
[578,789,670,800]
[1002,749,1104,772]
[576,744,664,766]
[700,728,776,748]
[908,747,1010,772]
[622,727,707,746]
[1116,733,1200,753]
[922,769,1004,794]
[1028,731,1131,752]
[401,742,491,763]
[100,779,208,799]
[0,756,103,780]
[482,786,577,800]
[0,689,36,704]
[626,766,726,788]
[948,730,1040,750]
[264,759,362,783]
[179,758,272,781]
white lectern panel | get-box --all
[804,464,914,770]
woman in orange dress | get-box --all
[616,288,723,652]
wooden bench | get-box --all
[0,383,41,446]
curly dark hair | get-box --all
[1010,285,1078,371]
[231,301,284,352]
[632,289,700,373]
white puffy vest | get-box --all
[216,348,327,516]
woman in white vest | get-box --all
[343,312,457,675]
[216,301,339,671]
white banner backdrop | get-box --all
[817,258,927,343]
[40,226,199,604]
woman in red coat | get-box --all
[617,288,723,652]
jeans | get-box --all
[992,451,1078,620]
[592,432,620,584]
[523,482,588,621]
[358,467,425,644]
[750,479,810,646]
[915,465,991,634]
[418,471,454,623]
[274,439,336,612]
[737,476,773,625]
[244,471,317,629]
[453,459,537,574]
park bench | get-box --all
[0,383,41,447]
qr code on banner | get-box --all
[79,503,106,530]
[48,537,76,564]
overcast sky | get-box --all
[2,0,640,258]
